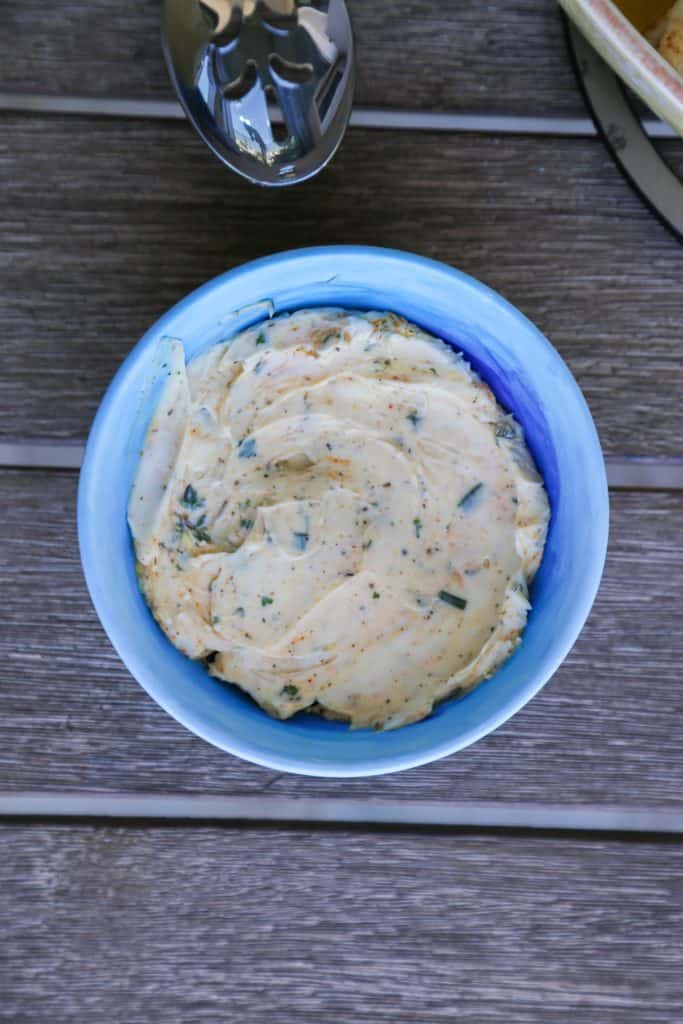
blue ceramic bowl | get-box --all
[79,247,608,777]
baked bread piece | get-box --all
[648,0,683,73]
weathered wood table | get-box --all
[2,3,683,1020]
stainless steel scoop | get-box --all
[163,0,355,186]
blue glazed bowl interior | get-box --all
[78,247,608,777]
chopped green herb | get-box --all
[234,607,245,617]
[458,482,484,511]
[212,615,221,625]
[240,518,255,531]
[238,438,257,458]
[175,513,211,544]
[281,684,299,698]
[413,517,422,538]
[438,590,467,610]
[255,331,267,346]
[406,410,420,429]
[362,539,373,551]
[190,524,212,544]
[292,531,309,551]
[180,484,203,509]
[372,592,381,599]
[261,595,274,606]
[495,422,516,440]
[429,367,438,375]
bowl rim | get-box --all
[560,0,683,133]
[78,245,609,776]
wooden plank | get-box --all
[3,0,583,116]
[2,115,682,454]
[2,468,683,805]
[2,824,683,1022]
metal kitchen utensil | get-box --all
[163,0,355,186]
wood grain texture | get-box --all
[2,116,682,454]
[2,824,683,1023]
[2,469,683,804]
[3,0,583,116]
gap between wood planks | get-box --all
[1,442,682,490]
[0,92,678,138]
[1,793,683,835]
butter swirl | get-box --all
[129,309,549,729]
